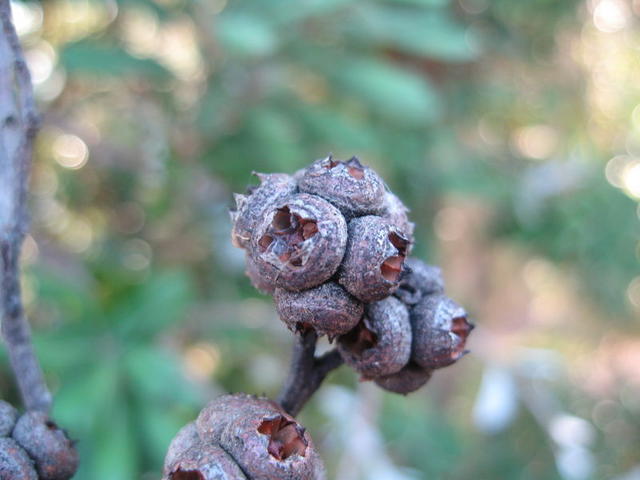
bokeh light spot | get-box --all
[621,162,640,198]
[20,235,39,265]
[52,134,89,170]
[184,343,220,381]
[604,155,632,188]
[25,42,56,85]
[626,276,640,308]
[512,125,558,160]
[593,0,630,33]
[9,0,43,36]
[122,239,152,271]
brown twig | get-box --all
[0,0,51,413]
[277,329,344,416]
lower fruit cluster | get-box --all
[164,394,325,480]
[0,401,78,480]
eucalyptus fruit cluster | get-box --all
[163,156,474,480]
[0,401,78,480]
[164,394,324,480]
[232,156,473,393]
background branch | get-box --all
[278,329,344,417]
[0,0,51,413]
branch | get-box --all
[277,329,344,417]
[0,0,51,413]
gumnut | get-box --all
[374,363,433,395]
[394,258,444,306]
[0,438,37,480]
[338,216,410,302]
[194,394,325,480]
[218,411,324,480]
[298,156,386,218]
[244,253,276,295]
[164,443,248,480]
[196,393,281,443]
[410,294,473,369]
[274,282,363,339]
[164,422,201,474]
[338,296,412,379]
[11,411,78,480]
[382,192,415,247]
[250,193,347,291]
[0,401,18,437]
[231,173,297,249]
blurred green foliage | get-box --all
[1,0,639,478]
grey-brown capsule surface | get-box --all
[11,411,78,480]
[231,173,297,249]
[197,393,282,444]
[338,216,410,302]
[374,363,433,395]
[394,258,444,306]
[217,402,325,480]
[244,252,276,295]
[0,401,17,437]
[164,422,202,475]
[250,193,347,292]
[411,294,473,369]
[0,438,37,480]
[382,192,415,248]
[274,282,363,338]
[298,156,385,218]
[164,443,248,480]
[338,296,412,379]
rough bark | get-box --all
[0,0,51,413]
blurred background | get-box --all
[0,0,639,478]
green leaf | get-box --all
[347,6,479,62]
[138,404,190,468]
[216,13,278,57]
[34,268,100,322]
[382,0,449,6]
[34,330,97,373]
[334,59,440,125]
[116,0,172,18]
[246,107,305,171]
[61,42,171,79]
[113,270,193,339]
[91,408,138,480]
[53,363,119,433]
[256,0,354,25]
[123,346,200,405]
[290,102,380,152]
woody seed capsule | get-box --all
[164,443,248,480]
[216,398,325,480]
[394,258,444,306]
[274,282,363,338]
[250,193,347,292]
[231,173,297,249]
[196,393,282,443]
[244,252,276,295]
[338,296,412,379]
[164,422,201,475]
[12,411,78,480]
[0,438,37,480]
[298,156,386,218]
[410,294,473,370]
[0,401,18,437]
[338,216,410,302]
[374,363,433,395]
[382,192,415,248]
